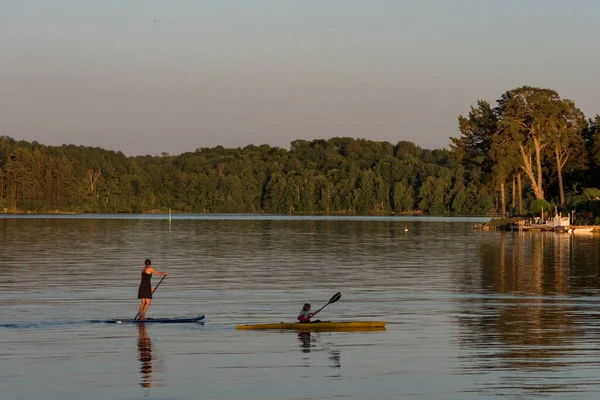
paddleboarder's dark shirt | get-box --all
[138,272,152,299]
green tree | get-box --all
[450,100,498,180]
[418,172,452,215]
[584,115,600,189]
[591,116,600,168]
[497,86,562,200]
[546,99,587,206]
[392,181,415,212]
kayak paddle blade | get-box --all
[328,292,342,305]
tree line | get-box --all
[1,85,599,217]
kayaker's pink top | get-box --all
[298,311,312,323]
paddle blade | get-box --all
[328,292,342,304]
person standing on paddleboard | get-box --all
[137,259,168,320]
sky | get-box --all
[1,0,599,156]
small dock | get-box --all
[510,223,599,233]
[473,213,599,233]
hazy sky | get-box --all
[1,1,599,156]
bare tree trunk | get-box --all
[517,173,523,215]
[557,167,565,207]
[500,182,506,218]
[87,169,101,194]
[519,144,545,200]
[555,146,568,207]
[534,137,545,199]
[512,176,516,216]
[494,193,499,214]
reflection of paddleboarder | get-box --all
[137,323,153,388]
[137,259,168,320]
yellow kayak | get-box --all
[236,321,386,331]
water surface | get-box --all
[1,216,600,399]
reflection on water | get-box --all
[457,231,600,395]
[298,332,312,353]
[297,332,342,370]
[328,350,341,369]
[137,324,153,389]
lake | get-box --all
[1,215,600,399]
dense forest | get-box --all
[1,86,599,219]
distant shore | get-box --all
[2,209,429,216]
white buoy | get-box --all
[404,226,408,232]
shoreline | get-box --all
[473,217,600,232]
[0,209,491,218]
[0,213,492,222]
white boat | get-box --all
[572,227,594,234]
[547,213,570,229]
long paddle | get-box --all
[313,292,342,316]
[134,275,167,320]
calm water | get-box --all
[2,215,600,400]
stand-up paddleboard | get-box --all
[106,315,205,324]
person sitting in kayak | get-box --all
[297,303,320,323]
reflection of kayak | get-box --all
[236,321,386,331]
[106,315,205,324]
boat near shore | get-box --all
[571,227,595,234]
